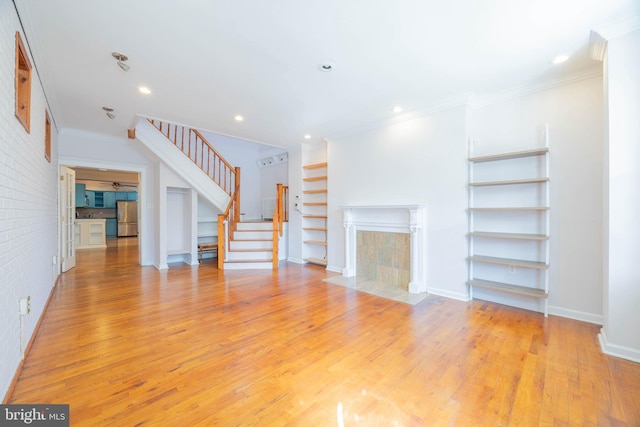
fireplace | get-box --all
[342,205,427,294]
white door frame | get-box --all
[58,156,149,266]
[60,166,76,272]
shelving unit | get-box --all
[302,162,328,266]
[467,127,550,316]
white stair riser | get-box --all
[230,241,273,250]
[224,261,274,270]
[226,251,272,261]
[233,231,272,240]
[236,222,273,231]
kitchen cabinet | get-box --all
[94,191,104,208]
[104,192,116,208]
[75,184,86,207]
[85,190,95,207]
[105,218,117,238]
[75,219,106,249]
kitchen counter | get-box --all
[75,219,106,249]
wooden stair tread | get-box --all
[303,189,328,194]
[303,215,328,219]
[303,227,327,231]
[303,202,327,206]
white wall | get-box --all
[601,28,640,362]
[286,145,304,263]
[201,132,268,220]
[323,76,605,321]
[0,0,59,400]
[327,106,469,300]
[472,76,604,322]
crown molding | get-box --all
[469,67,603,109]
[589,30,608,62]
[326,93,474,140]
[589,15,640,61]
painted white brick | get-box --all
[0,0,59,400]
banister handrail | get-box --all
[148,119,237,196]
[147,119,241,271]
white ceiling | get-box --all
[14,0,640,150]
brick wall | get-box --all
[0,0,59,400]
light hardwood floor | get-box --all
[7,238,640,426]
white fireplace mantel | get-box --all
[341,205,427,294]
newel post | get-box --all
[217,214,225,270]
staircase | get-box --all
[224,221,277,269]
[135,117,287,270]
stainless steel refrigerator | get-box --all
[116,201,138,237]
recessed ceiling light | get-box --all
[138,86,151,95]
[318,62,335,72]
[392,106,402,113]
[552,54,569,64]
[304,134,311,139]
[234,115,244,122]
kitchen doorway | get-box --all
[58,161,147,268]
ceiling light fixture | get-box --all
[234,115,244,122]
[102,106,115,119]
[304,134,311,140]
[138,86,151,95]
[392,106,402,113]
[112,52,130,71]
[318,62,335,72]
[551,54,569,64]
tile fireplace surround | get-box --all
[341,205,427,294]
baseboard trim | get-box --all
[287,257,305,264]
[598,329,640,364]
[427,286,470,302]
[3,274,60,403]
[548,305,603,325]
[326,265,342,274]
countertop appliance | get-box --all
[116,200,138,237]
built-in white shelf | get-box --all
[468,255,548,269]
[302,162,328,267]
[467,126,550,316]
[468,279,548,298]
[468,147,549,163]
[469,177,549,187]
[468,231,549,240]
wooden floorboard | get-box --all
[7,237,640,426]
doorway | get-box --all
[58,161,147,268]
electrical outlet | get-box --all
[19,296,30,315]
[508,265,517,274]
